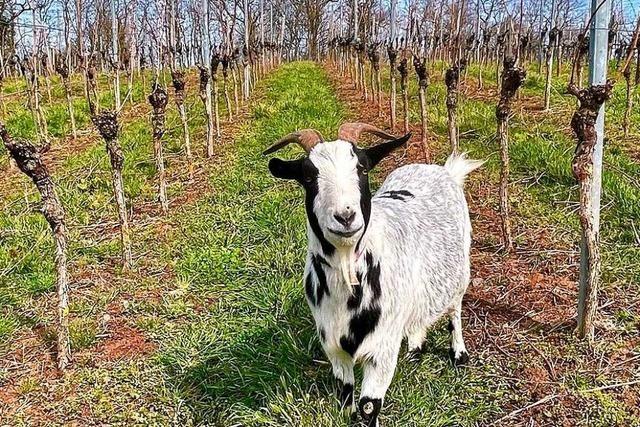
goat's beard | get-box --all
[337,246,359,288]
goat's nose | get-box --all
[334,209,356,228]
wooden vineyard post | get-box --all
[0,122,71,370]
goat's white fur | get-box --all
[302,141,482,421]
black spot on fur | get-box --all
[305,272,315,305]
[354,148,372,253]
[347,252,381,311]
[312,254,330,305]
[339,306,381,357]
[364,252,381,301]
[303,161,335,257]
[338,382,354,410]
[358,397,382,426]
[378,189,415,201]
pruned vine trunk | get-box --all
[576,35,589,89]
[198,66,215,158]
[171,70,193,181]
[368,44,382,114]
[0,74,6,117]
[496,57,526,252]
[398,56,409,133]
[222,57,234,121]
[544,28,559,111]
[387,44,398,130]
[621,18,640,137]
[211,53,222,140]
[445,60,465,154]
[232,61,241,114]
[357,42,367,101]
[623,70,633,138]
[568,81,613,340]
[148,86,169,212]
[413,55,429,161]
[0,122,71,370]
[92,111,132,268]
[55,62,77,139]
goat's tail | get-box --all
[444,152,484,187]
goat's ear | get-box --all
[268,158,303,181]
[363,133,411,169]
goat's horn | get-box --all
[337,122,398,144]
[263,129,324,155]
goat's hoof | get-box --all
[449,348,470,367]
[406,349,423,363]
[358,397,381,427]
[406,344,427,363]
[338,382,355,413]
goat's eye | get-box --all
[357,163,367,175]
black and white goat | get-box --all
[264,123,483,426]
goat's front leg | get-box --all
[358,341,401,427]
[328,353,355,414]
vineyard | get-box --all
[1,0,640,425]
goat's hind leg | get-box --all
[448,298,469,366]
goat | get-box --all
[264,123,483,426]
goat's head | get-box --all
[265,123,410,249]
